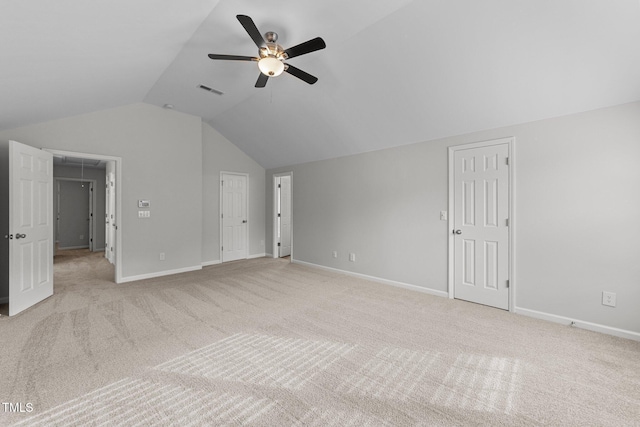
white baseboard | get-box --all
[58,245,90,250]
[515,307,640,342]
[0,297,8,304]
[292,259,449,299]
[203,253,265,267]
[120,265,202,284]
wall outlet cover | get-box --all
[602,291,616,307]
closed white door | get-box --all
[9,141,54,316]
[221,173,247,262]
[279,176,291,257]
[453,143,510,310]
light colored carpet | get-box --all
[0,250,639,426]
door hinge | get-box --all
[278,184,281,188]
[506,218,509,227]
[506,157,509,165]
[221,213,223,219]
[277,213,281,217]
[277,243,281,246]
[506,279,510,288]
[221,180,224,186]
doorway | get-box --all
[46,149,122,283]
[273,172,292,259]
[448,138,515,311]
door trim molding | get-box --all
[272,172,293,261]
[44,149,123,284]
[219,171,249,263]
[447,137,516,312]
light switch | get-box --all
[440,211,448,221]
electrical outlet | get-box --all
[602,291,616,307]
[79,234,84,240]
[332,251,338,258]
[159,252,165,261]
[349,253,356,262]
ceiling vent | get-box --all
[198,84,224,95]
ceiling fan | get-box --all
[208,15,326,88]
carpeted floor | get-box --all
[0,250,639,426]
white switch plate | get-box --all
[440,211,448,221]
[349,253,356,262]
[138,210,151,218]
[332,251,338,258]
[159,252,165,261]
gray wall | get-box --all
[54,165,106,250]
[56,180,90,249]
[0,141,8,301]
[0,103,203,280]
[267,101,640,334]
[202,123,266,263]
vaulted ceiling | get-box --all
[2,1,640,169]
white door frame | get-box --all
[219,171,249,262]
[447,137,516,312]
[45,149,123,284]
[54,177,97,252]
[272,172,293,260]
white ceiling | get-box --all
[2,0,640,169]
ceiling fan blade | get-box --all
[255,73,269,88]
[208,54,257,61]
[237,15,266,48]
[284,64,318,85]
[284,37,326,59]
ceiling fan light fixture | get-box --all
[258,56,285,77]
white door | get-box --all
[221,173,247,262]
[9,140,54,316]
[88,182,94,251]
[105,172,115,264]
[453,143,510,310]
[279,176,291,257]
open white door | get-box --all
[88,181,94,251]
[9,140,54,316]
[105,171,115,264]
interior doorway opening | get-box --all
[273,172,292,260]
[46,149,122,283]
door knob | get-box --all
[454,229,462,235]
[15,233,26,239]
